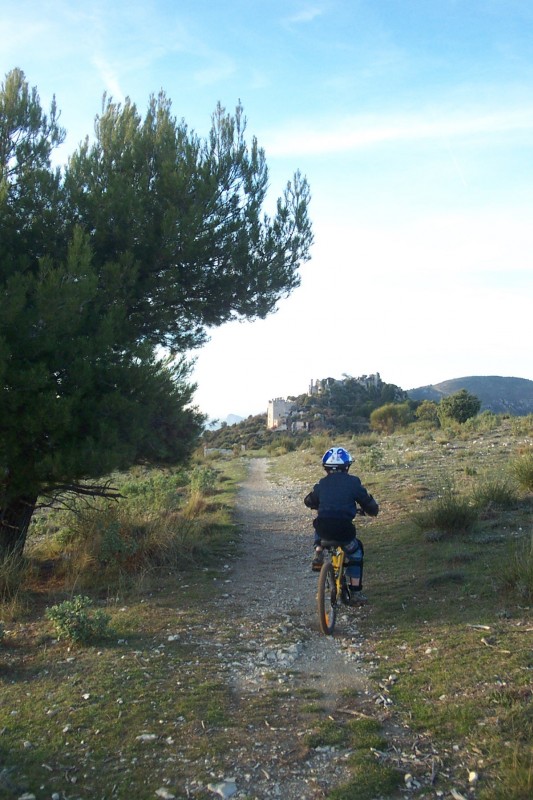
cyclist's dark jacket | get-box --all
[304,472,378,524]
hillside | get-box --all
[407,375,533,415]
[202,374,533,450]
[5,418,531,798]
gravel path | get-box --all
[201,458,379,800]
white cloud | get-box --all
[0,19,49,55]
[283,5,325,25]
[322,212,533,277]
[264,106,533,156]
[91,55,125,102]
[193,54,236,86]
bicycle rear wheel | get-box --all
[317,562,337,635]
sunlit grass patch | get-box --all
[181,679,234,727]
[301,702,324,713]
[0,549,28,601]
[320,718,400,800]
[510,450,533,491]
[304,718,349,748]
[502,533,533,601]
[412,490,478,536]
[372,618,533,794]
[327,762,401,800]
[471,477,520,509]
[24,458,245,593]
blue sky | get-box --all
[2,0,532,420]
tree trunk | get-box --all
[0,495,38,559]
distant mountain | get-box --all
[407,376,533,415]
[226,414,245,426]
[205,414,245,430]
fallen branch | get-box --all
[338,708,375,719]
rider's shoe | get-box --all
[349,592,368,606]
[311,548,324,571]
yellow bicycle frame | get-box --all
[330,547,345,598]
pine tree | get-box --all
[0,70,313,556]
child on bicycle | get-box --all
[304,446,379,602]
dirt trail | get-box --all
[230,458,372,697]
[201,457,379,799]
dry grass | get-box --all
[1,418,531,799]
[270,416,533,798]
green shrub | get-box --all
[309,434,331,456]
[510,451,533,492]
[370,402,413,433]
[46,595,112,644]
[438,389,481,424]
[415,400,440,428]
[181,490,208,518]
[510,414,533,436]
[358,445,383,471]
[502,534,533,601]
[471,478,519,509]
[189,465,218,495]
[270,435,297,454]
[121,469,186,512]
[46,463,231,584]
[58,505,145,570]
[353,433,380,448]
[464,410,501,432]
[413,487,478,536]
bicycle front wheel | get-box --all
[317,562,337,635]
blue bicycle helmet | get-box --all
[322,447,353,472]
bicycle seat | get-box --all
[319,539,344,549]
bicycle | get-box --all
[316,541,352,635]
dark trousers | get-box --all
[313,517,364,582]
[313,517,356,545]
